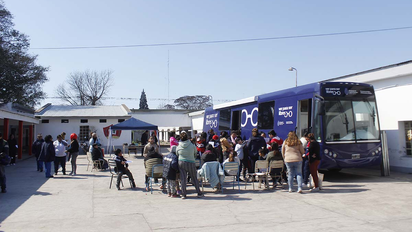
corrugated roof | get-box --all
[326,60,412,82]
[35,105,130,117]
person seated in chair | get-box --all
[266,142,284,187]
[144,147,163,191]
[114,149,136,190]
[201,144,217,164]
[91,143,108,170]
[222,152,240,176]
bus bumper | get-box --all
[320,155,381,169]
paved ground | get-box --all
[1,149,412,232]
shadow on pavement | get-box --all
[321,168,412,183]
[0,157,49,224]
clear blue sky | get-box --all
[6,0,412,109]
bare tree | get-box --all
[174,95,212,110]
[56,70,113,105]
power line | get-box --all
[31,26,412,50]
[44,96,233,102]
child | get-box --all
[234,137,246,180]
[196,136,206,155]
[257,148,268,188]
[163,146,179,197]
[114,149,136,190]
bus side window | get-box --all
[258,101,275,129]
[219,109,231,131]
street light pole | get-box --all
[288,67,298,87]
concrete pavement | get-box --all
[1,149,412,232]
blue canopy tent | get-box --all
[111,117,158,131]
[107,117,159,155]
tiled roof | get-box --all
[35,104,130,117]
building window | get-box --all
[79,126,90,142]
[118,119,125,123]
[41,119,49,123]
[258,101,275,129]
[99,119,107,123]
[80,119,88,123]
[61,119,69,123]
[405,122,412,156]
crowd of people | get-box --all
[0,128,322,196]
[34,132,84,178]
[137,128,322,199]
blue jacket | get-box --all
[247,136,266,159]
[32,139,44,158]
[38,141,55,162]
[163,152,178,180]
[198,161,224,188]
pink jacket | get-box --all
[170,137,179,149]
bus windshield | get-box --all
[324,99,380,142]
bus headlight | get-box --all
[333,153,337,158]
[324,149,329,155]
[378,147,382,152]
[372,152,376,156]
[329,152,333,156]
[375,150,379,154]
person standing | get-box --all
[54,135,68,175]
[177,131,203,199]
[207,129,215,143]
[140,130,149,156]
[247,128,267,177]
[89,133,101,153]
[0,133,9,193]
[66,133,79,176]
[301,132,311,188]
[282,131,305,193]
[32,134,44,172]
[39,135,56,178]
[220,131,233,162]
[8,134,17,165]
[169,131,179,148]
[268,130,283,148]
[163,145,179,197]
[308,133,321,192]
[230,131,238,147]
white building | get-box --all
[35,104,132,152]
[35,105,195,152]
[328,60,412,173]
[129,109,192,141]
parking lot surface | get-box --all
[1,150,411,232]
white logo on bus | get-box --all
[241,107,258,127]
[205,113,218,128]
[278,106,293,118]
[325,88,341,96]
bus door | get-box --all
[297,99,312,138]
